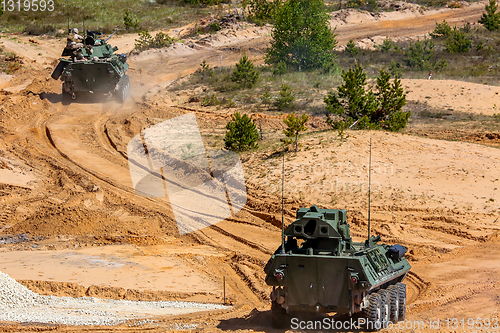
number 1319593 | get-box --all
[2,0,54,12]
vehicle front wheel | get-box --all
[387,285,400,323]
[363,293,382,331]
[396,282,407,321]
[115,74,130,103]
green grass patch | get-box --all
[170,61,343,116]
[337,27,500,86]
[0,0,214,34]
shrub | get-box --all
[209,21,221,32]
[378,38,394,52]
[461,22,471,33]
[224,97,236,108]
[479,0,500,31]
[230,55,260,88]
[445,27,471,53]
[345,39,359,56]
[430,20,453,38]
[346,0,365,8]
[260,89,272,104]
[24,23,55,35]
[402,39,434,70]
[124,9,140,30]
[275,84,295,110]
[283,113,308,152]
[199,60,214,79]
[389,60,402,76]
[265,0,337,71]
[244,0,278,24]
[202,94,221,106]
[0,50,23,74]
[134,31,175,52]
[325,64,409,131]
[272,61,288,76]
[448,1,462,8]
[375,69,409,130]
[434,59,448,70]
[384,110,411,132]
[366,0,378,11]
[224,112,259,151]
[324,62,377,120]
[331,118,350,141]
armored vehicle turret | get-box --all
[51,30,129,103]
[264,205,411,330]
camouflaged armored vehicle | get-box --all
[51,31,129,103]
[264,205,411,330]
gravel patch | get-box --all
[0,270,228,326]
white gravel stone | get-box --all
[0,270,228,326]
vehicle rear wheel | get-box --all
[387,285,399,323]
[396,282,407,321]
[271,300,290,329]
[115,74,130,103]
[377,289,390,328]
[363,293,382,331]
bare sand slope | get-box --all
[403,79,500,115]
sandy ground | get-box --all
[403,79,500,115]
[0,244,223,293]
[0,2,499,332]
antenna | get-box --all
[81,0,85,36]
[64,0,69,33]
[367,138,372,246]
[280,144,285,254]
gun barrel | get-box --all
[104,30,119,42]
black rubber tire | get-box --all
[396,282,407,321]
[363,293,382,331]
[115,74,130,103]
[377,289,390,328]
[271,300,289,329]
[387,285,399,323]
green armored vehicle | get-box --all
[51,31,130,103]
[264,205,411,330]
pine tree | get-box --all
[479,0,500,31]
[445,27,471,53]
[275,84,295,110]
[283,113,308,152]
[402,39,434,70]
[265,0,337,70]
[324,65,409,132]
[345,39,359,56]
[124,9,140,31]
[324,62,377,121]
[230,55,260,88]
[224,112,259,151]
[375,69,409,131]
